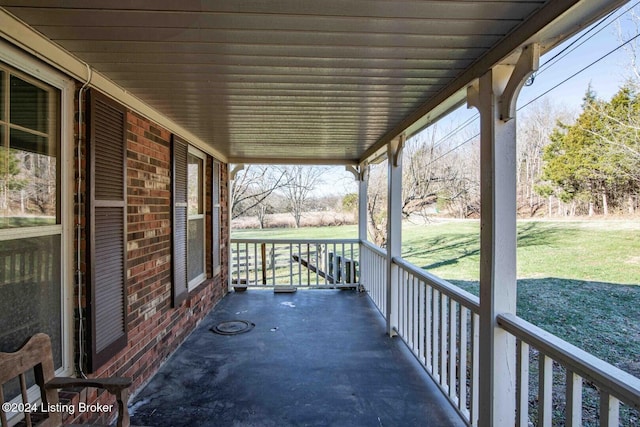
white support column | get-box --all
[357,164,369,243]
[386,135,404,336]
[467,44,538,427]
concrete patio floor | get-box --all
[129,289,465,427]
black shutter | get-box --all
[86,90,127,372]
[172,135,188,306]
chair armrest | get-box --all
[45,376,131,427]
[45,376,131,393]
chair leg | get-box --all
[114,388,130,427]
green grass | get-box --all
[402,219,640,284]
[0,216,56,228]
[235,220,640,285]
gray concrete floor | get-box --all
[129,289,465,427]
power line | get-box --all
[519,31,640,112]
[535,1,636,76]
[420,4,640,166]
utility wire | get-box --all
[536,2,633,75]
[519,31,640,112]
[422,8,640,166]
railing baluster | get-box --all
[404,269,409,339]
[419,280,426,365]
[269,243,276,286]
[433,289,440,382]
[439,293,447,392]
[244,242,249,285]
[599,392,620,427]
[235,242,240,285]
[516,339,529,427]
[458,306,469,417]
[426,285,433,373]
[413,275,419,355]
[448,298,457,403]
[341,242,345,284]
[565,369,582,427]
[315,244,320,286]
[539,354,553,427]
[297,243,302,286]
[289,243,293,285]
[253,243,258,286]
[471,312,480,427]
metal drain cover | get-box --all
[211,320,255,335]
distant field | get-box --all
[233,219,640,285]
[232,219,640,380]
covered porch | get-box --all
[129,289,465,426]
[0,1,639,426]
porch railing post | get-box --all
[358,164,369,243]
[468,44,538,427]
[386,135,404,336]
[358,165,368,292]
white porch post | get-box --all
[386,136,404,336]
[468,45,538,427]
[358,164,369,243]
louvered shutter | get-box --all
[87,90,127,372]
[172,136,188,306]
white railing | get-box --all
[498,313,640,427]
[231,236,640,426]
[391,256,481,426]
[360,241,388,317]
[230,238,359,288]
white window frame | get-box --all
[0,40,74,379]
[187,145,206,290]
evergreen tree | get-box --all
[539,84,640,214]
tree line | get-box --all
[231,81,640,238]
[364,83,640,245]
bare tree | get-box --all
[230,165,288,220]
[616,4,640,83]
[402,130,439,219]
[366,162,387,247]
[281,165,326,228]
[517,98,574,216]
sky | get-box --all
[315,1,640,197]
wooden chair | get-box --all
[0,333,131,427]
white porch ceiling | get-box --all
[0,0,627,164]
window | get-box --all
[0,57,69,399]
[172,138,208,303]
[187,147,206,289]
[1,72,59,228]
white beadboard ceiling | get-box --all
[0,1,627,164]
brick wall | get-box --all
[70,106,228,424]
